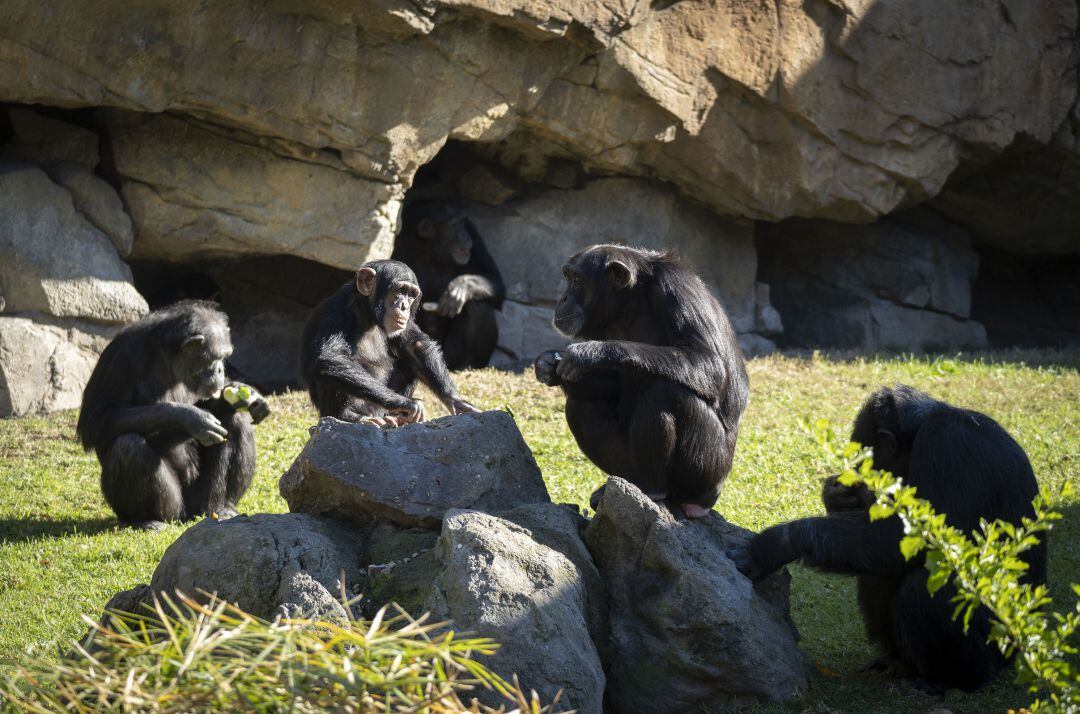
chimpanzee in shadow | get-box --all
[727,385,1047,692]
[77,301,270,530]
[534,244,749,519]
[299,259,479,425]
[391,202,505,370]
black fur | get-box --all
[298,259,474,421]
[77,301,268,529]
[391,202,505,369]
[730,385,1046,691]
[534,244,749,512]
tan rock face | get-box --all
[0,0,1073,226]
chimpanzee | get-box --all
[77,301,270,530]
[299,259,480,425]
[391,202,505,370]
[533,244,749,519]
[728,385,1046,691]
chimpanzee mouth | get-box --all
[452,249,470,265]
[552,314,582,338]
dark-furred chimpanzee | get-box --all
[534,244,749,519]
[728,385,1046,691]
[391,202,505,370]
[77,301,270,530]
[299,259,480,425]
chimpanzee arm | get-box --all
[403,333,458,402]
[729,512,907,581]
[315,334,416,411]
[94,403,225,446]
[559,340,721,398]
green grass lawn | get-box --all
[1,350,1077,712]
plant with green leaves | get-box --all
[0,593,558,713]
[801,417,1079,713]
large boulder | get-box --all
[0,316,116,417]
[584,477,811,710]
[759,208,988,351]
[280,411,551,528]
[45,161,135,258]
[0,0,1073,227]
[0,162,148,324]
[103,111,400,269]
[146,513,366,621]
[426,507,605,713]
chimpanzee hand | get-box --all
[437,276,473,317]
[185,407,228,446]
[534,350,562,386]
[388,398,425,424]
[446,396,481,415]
[227,382,271,425]
[555,341,604,382]
[726,526,794,582]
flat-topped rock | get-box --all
[280,411,550,529]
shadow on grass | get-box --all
[0,517,117,544]
[773,348,1080,370]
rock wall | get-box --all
[0,0,1077,413]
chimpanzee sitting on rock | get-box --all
[299,259,480,426]
[534,244,749,519]
[391,201,505,370]
[728,385,1046,692]
[77,301,270,530]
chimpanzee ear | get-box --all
[605,260,634,290]
[418,218,437,239]
[355,267,378,296]
[875,429,898,460]
[181,335,206,351]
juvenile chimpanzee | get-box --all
[728,385,1046,691]
[299,259,479,425]
[391,202,505,369]
[534,245,749,519]
[77,301,270,530]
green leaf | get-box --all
[868,503,894,521]
[899,535,925,560]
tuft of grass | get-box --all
[1,593,558,712]
[0,349,1077,713]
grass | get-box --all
[0,350,1077,712]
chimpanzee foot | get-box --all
[215,504,239,520]
[125,519,167,531]
[681,503,712,519]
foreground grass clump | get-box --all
[2,594,555,713]
[0,350,1077,713]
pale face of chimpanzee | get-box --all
[179,322,232,400]
[418,212,472,267]
[356,265,421,337]
[552,246,635,339]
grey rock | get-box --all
[493,299,567,363]
[426,507,604,713]
[760,209,988,351]
[0,315,116,417]
[280,411,550,529]
[45,161,134,257]
[149,513,365,621]
[584,477,811,710]
[2,108,100,168]
[0,163,148,323]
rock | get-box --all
[426,507,605,713]
[148,513,366,621]
[0,163,148,323]
[759,208,989,351]
[493,299,566,363]
[103,111,401,269]
[280,411,550,529]
[0,315,116,417]
[2,108,100,168]
[584,477,811,709]
[362,521,442,617]
[3,0,1069,227]
[45,162,134,257]
[737,332,778,358]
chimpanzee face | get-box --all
[553,246,635,339]
[179,322,232,400]
[419,213,472,267]
[356,261,421,337]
